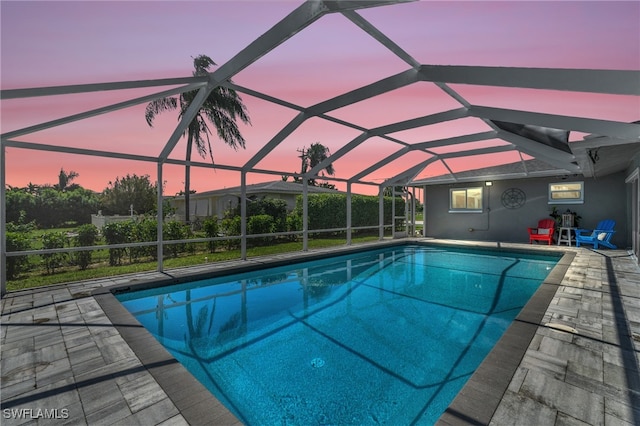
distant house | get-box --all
[170,180,340,222]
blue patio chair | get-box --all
[575,219,617,249]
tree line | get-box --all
[6,170,159,228]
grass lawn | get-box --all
[6,234,382,291]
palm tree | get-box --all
[145,54,251,223]
[298,142,334,186]
[26,182,40,195]
[54,168,79,192]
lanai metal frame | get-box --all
[2,0,639,295]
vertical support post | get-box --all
[405,187,410,236]
[392,186,397,238]
[378,186,384,240]
[302,179,308,251]
[411,187,416,237]
[241,172,247,260]
[0,143,6,296]
[422,184,427,237]
[346,182,352,245]
[156,162,164,273]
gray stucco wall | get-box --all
[423,172,628,248]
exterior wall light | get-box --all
[485,181,493,186]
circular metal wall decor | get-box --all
[501,188,526,209]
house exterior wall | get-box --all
[216,195,237,219]
[423,172,628,248]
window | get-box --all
[450,187,483,212]
[549,181,584,204]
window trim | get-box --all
[548,181,584,204]
[449,187,483,213]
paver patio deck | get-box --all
[1,240,639,425]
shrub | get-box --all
[220,216,241,250]
[202,217,219,253]
[131,217,158,260]
[228,198,288,232]
[6,231,31,280]
[74,224,99,270]
[6,189,36,225]
[103,221,133,266]
[286,213,302,240]
[163,220,191,258]
[41,231,68,274]
[254,198,288,232]
[6,211,36,233]
[248,214,275,246]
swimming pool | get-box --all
[117,244,560,424]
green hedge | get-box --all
[103,218,193,264]
[248,214,276,245]
[228,198,288,232]
[292,193,404,231]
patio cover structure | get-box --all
[1,0,639,295]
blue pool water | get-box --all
[117,245,559,425]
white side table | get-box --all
[558,227,576,246]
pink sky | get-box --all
[1,1,639,196]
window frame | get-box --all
[449,187,483,213]
[548,181,584,204]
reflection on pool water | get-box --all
[117,245,559,425]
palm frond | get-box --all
[204,108,246,150]
[192,55,216,76]
[192,118,214,161]
[204,87,251,125]
[145,97,178,126]
[307,142,335,176]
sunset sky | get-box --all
[1,1,639,196]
